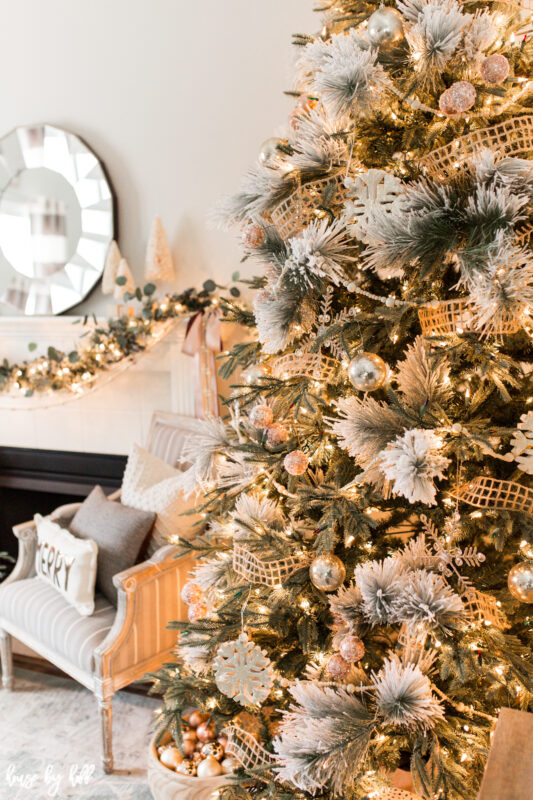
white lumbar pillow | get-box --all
[121,443,196,549]
[34,514,98,616]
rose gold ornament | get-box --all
[181,582,203,605]
[250,404,274,429]
[284,449,309,475]
[480,54,510,84]
[244,363,268,384]
[188,602,208,623]
[182,730,198,744]
[266,422,289,446]
[327,653,350,679]
[217,734,228,748]
[242,223,266,249]
[197,755,223,778]
[188,710,209,728]
[339,634,365,663]
[448,81,476,113]
[196,720,217,743]
[438,88,457,117]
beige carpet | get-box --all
[0,668,158,799]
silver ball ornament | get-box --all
[259,137,289,170]
[309,553,346,592]
[508,561,533,603]
[347,352,388,391]
[244,363,268,385]
[367,6,404,48]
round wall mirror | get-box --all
[0,124,115,315]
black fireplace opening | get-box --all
[0,447,127,576]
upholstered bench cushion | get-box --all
[0,577,115,673]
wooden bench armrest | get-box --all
[93,546,195,690]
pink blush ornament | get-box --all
[250,404,274,429]
[188,603,208,623]
[339,634,365,663]
[181,582,203,605]
[266,422,289,446]
[242,223,266,249]
[447,81,476,113]
[480,54,510,85]
[284,450,309,475]
[327,654,350,680]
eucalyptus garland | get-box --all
[0,281,220,399]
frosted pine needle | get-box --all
[354,557,405,626]
[372,655,445,729]
[379,429,450,505]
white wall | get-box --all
[0,0,316,316]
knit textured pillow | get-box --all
[121,443,199,553]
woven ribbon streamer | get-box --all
[233,543,308,588]
[420,116,533,180]
[223,724,273,769]
[271,352,341,382]
[418,299,521,336]
[458,476,533,515]
[270,171,346,240]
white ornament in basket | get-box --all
[147,732,235,800]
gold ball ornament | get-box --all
[188,602,208,623]
[508,561,533,603]
[327,653,350,680]
[221,756,239,774]
[181,582,203,605]
[480,54,510,85]
[242,223,266,249]
[348,352,388,391]
[197,755,223,778]
[367,6,404,48]
[181,739,197,758]
[309,553,346,591]
[159,746,184,770]
[250,404,274,429]
[201,742,225,760]
[284,449,309,475]
[259,137,287,170]
[266,422,289,447]
[176,760,197,776]
[447,81,476,113]
[339,634,365,663]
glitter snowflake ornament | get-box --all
[343,169,405,244]
[214,632,274,706]
[511,412,533,475]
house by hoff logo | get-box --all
[5,762,96,797]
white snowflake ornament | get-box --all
[343,169,405,243]
[214,632,274,706]
[511,412,533,474]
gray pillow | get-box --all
[70,486,155,605]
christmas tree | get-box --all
[152,2,533,798]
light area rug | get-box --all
[0,668,159,800]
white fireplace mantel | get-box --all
[0,314,202,455]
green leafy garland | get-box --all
[0,281,221,399]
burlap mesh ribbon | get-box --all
[270,171,347,239]
[458,476,533,515]
[233,543,308,588]
[418,299,521,336]
[271,352,341,382]
[223,724,273,769]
